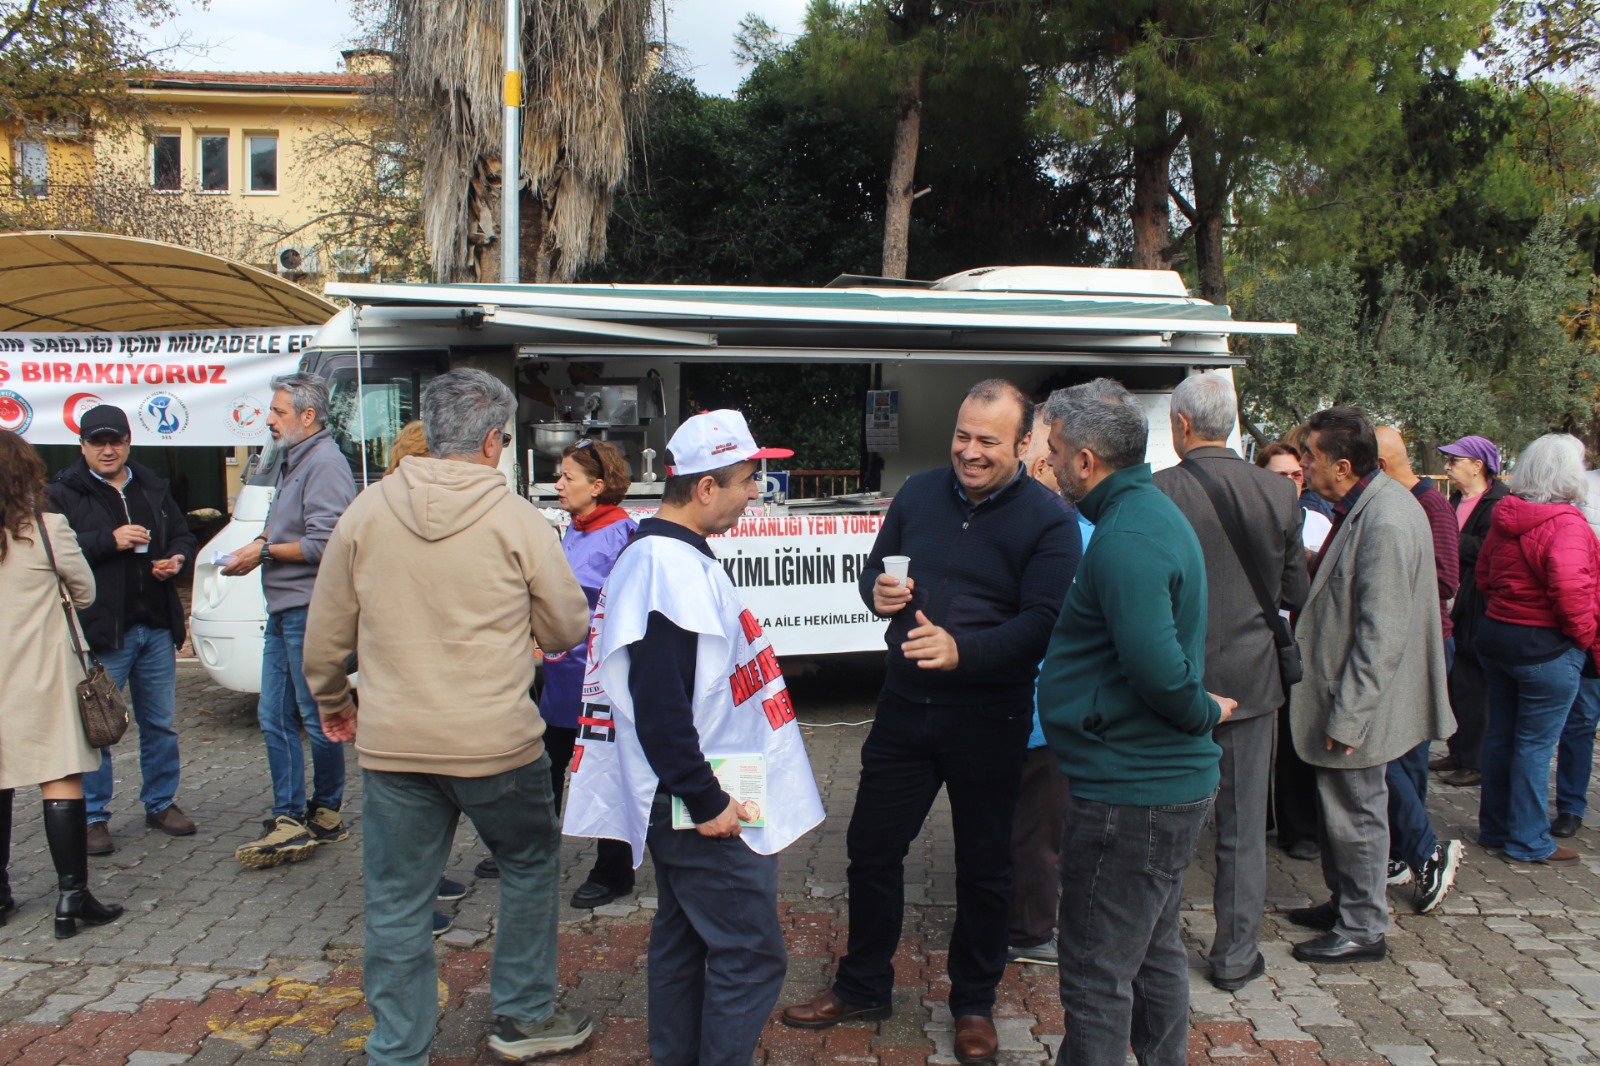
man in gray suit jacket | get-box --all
[1154,373,1308,991]
[1287,406,1454,963]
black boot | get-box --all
[0,789,13,925]
[43,798,122,939]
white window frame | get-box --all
[150,132,182,191]
[197,132,229,193]
[13,139,47,199]
[245,133,278,194]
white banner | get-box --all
[0,328,317,446]
[710,512,889,656]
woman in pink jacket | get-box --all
[1475,434,1600,866]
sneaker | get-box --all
[1007,937,1059,966]
[432,911,453,937]
[437,878,468,902]
[304,806,348,844]
[235,816,317,870]
[1385,859,1413,886]
[86,821,114,856]
[488,1008,594,1061]
[1414,840,1463,914]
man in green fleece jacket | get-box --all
[1037,378,1236,1066]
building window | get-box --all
[247,135,277,192]
[151,133,181,190]
[198,133,228,191]
[13,140,47,199]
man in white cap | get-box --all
[564,409,825,1066]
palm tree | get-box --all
[386,0,654,282]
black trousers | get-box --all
[1446,651,1488,770]
[832,688,1031,1017]
[543,725,634,890]
[1272,697,1321,849]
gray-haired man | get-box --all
[225,373,358,868]
[1153,372,1307,991]
[304,368,593,1063]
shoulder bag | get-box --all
[35,511,129,749]
[1179,460,1305,691]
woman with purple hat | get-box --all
[1430,435,1509,788]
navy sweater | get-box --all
[860,467,1079,708]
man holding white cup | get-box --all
[782,378,1080,1064]
[49,404,199,854]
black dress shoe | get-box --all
[1552,812,1584,838]
[1209,951,1267,992]
[1284,900,1338,931]
[569,880,631,908]
[1285,839,1320,861]
[474,855,499,879]
[1292,931,1385,963]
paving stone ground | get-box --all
[4,655,1600,1064]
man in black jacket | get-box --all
[48,405,198,855]
[781,379,1079,1064]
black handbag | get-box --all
[1179,460,1305,691]
[36,512,129,749]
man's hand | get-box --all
[151,555,186,581]
[112,524,150,552]
[903,610,959,671]
[321,703,358,743]
[695,796,744,838]
[1324,735,1356,756]
[872,572,914,615]
[220,538,266,576]
[1209,693,1238,724]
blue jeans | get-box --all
[646,795,785,1066]
[1480,647,1585,862]
[85,624,180,822]
[258,607,344,818]
[362,759,561,1066]
[1056,791,1214,1066]
[1557,677,1600,817]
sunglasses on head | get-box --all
[574,438,594,450]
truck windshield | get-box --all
[325,363,442,480]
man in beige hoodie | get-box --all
[304,367,591,1065]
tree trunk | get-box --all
[1188,123,1230,304]
[1129,95,1174,271]
[521,186,551,283]
[881,66,923,280]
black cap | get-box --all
[80,404,131,441]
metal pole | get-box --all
[353,305,369,489]
[501,0,521,284]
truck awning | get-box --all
[0,231,338,331]
[325,274,1294,365]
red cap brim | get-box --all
[750,447,793,460]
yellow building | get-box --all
[6,51,394,282]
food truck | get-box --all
[187,265,1294,691]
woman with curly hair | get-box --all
[0,428,124,937]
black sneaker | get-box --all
[437,878,468,902]
[1385,859,1413,886]
[488,1008,594,1061]
[1414,839,1463,914]
[1285,900,1338,931]
[432,911,453,937]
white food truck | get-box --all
[188,265,1294,691]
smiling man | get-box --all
[782,379,1078,1064]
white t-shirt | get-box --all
[1302,509,1333,553]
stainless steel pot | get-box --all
[532,422,582,457]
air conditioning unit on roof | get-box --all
[331,247,371,275]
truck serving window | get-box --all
[323,361,444,481]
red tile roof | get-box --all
[138,71,381,91]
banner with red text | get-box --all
[0,328,317,445]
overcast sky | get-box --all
[145,0,812,98]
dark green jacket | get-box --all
[1038,463,1221,806]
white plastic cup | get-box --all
[134,528,151,554]
[883,555,910,585]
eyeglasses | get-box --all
[1281,469,1305,482]
[496,431,512,447]
[573,438,594,450]
[1443,455,1462,466]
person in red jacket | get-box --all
[1475,433,1600,866]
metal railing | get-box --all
[787,470,863,498]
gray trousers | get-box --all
[1315,764,1390,944]
[1207,712,1274,980]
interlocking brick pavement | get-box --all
[4,657,1600,1063]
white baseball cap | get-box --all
[666,409,792,477]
